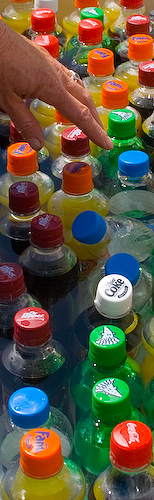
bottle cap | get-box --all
[10,122,24,143]
[92,378,131,424]
[62,163,93,195]
[12,0,31,3]
[128,34,153,61]
[101,80,128,109]
[120,0,143,7]
[20,429,63,478]
[72,211,107,244]
[31,9,55,33]
[62,127,90,156]
[95,274,132,318]
[110,421,153,470]
[107,109,135,139]
[89,325,126,366]
[0,263,26,300]
[31,213,64,248]
[88,48,114,76]
[55,109,72,124]
[8,388,50,429]
[75,0,99,10]
[34,34,59,57]
[105,253,140,286]
[126,15,150,36]
[9,181,40,215]
[81,7,104,24]
[34,0,58,14]
[7,143,38,176]
[78,19,103,45]
[118,150,149,177]
[139,61,154,87]
[14,307,51,346]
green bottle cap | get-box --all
[81,7,104,25]
[92,377,131,424]
[107,109,136,139]
[89,325,126,367]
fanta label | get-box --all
[13,144,32,156]
[25,430,50,454]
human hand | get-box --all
[0,20,113,151]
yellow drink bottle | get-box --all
[1,428,86,500]
[83,48,115,107]
[1,0,33,34]
[109,0,146,48]
[62,0,108,41]
[44,109,73,160]
[115,34,154,93]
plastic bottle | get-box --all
[140,316,154,388]
[82,48,115,107]
[50,127,102,190]
[89,420,154,500]
[33,0,67,48]
[0,307,71,413]
[95,80,142,134]
[129,61,154,122]
[62,0,105,39]
[44,109,73,166]
[114,34,154,93]
[71,325,144,422]
[47,162,109,249]
[102,0,121,28]
[19,213,79,346]
[115,14,150,66]
[1,428,86,500]
[141,111,154,171]
[109,0,146,50]
[65,7,110,52]
[1,0,33,34]
[0,387,73,470]
[73,273,143,363]
[23,7,66,47]
[0,142,54,209]
[74,378,147,479]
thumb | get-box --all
[6,97,44,150]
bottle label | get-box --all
[105,80,124,91]
[140,62,154,72]
[13,144,32,156]
[105,277,128,299]
[95,379,122,398]
[132,35,150,43]
[67,127,82,139]
[38,214,51,228]
[112,111,132,121]
[130,15,148,22]
[15,182,27,194]
[94,49,110,58]
[96,326,120,346]
[21,311,45,321]
[126,422,140,445]
[25,431,50,454]
[0,265,16,278]
[85,7,98,15]
[65,162,88,174]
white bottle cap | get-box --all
[34,0,58,13]
[94,274,133,318]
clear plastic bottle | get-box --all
[109,0,146,47]
[89,420,154,500]
[1,429,86,500]
[0,387,73,470]
[74,378,147,479]
[141,111,154,172]
[114,34,154,93]
[83,48,115,107]
[0,307,71,414]
[71,325,144,421]
[129,61,154,121]
[33,0,67,47]
[44,109,73,165]
[0,142,54,209]
[50,126,102,190]
[115,14,150,66]
[1,0,33,34]
[48,162,109,250]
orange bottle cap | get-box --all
[88,48,114,76]
[101,80,128,109]
[20,429,63,478]
[75,0,99,10]
[7,143,38,176]
[54,109,72,124]
[128,34,153,61]
[62,162,94,195]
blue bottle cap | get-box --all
[8,387,50,429]
[105,253,140,286]
[72,210,107,244]
[118,150,149,177]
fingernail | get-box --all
[29,137,43,150]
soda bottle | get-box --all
[0,307,71,413]
[115,14,150,66]
[83,48,115,107]
[108,0,146,50]
[102,0,121,28]
[66,7,110,52]
[1,429,86,500]
[89,420,154,500]
[0,142,54,209]
[141,111,154,171]
[62,0,107,40]
[19,213,79,347]
[1,0,33,34]
[74,378,147,479]
[33,0,67,48]
[48,162,109,249]
[50,127,102,190]
[44,109,73,165]
[70,325,144,421]
[0,387,73,470]
[129,60,154,122]
[114,34,154,93]
[23,8,56,39]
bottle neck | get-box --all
[91,405,131,426]
[89,74,113,82]
[78,39,102,47]
[0,290,27,306]
[12,411,51,434]
[121,5,144,17]
[112,462,149,475]
[88,355,126,372]
[62,151,90,161]
[118,170,151,187]
[15,337,51,356]
[138,83,154,95]
[9,207,40,222]
[129,59,140,68]
[11,1,33,11]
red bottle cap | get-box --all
[9,182,40,215]
[14,307,51,346]
[0,263,26,300]
[126,15,150,36]
[20,429,63,478]
[78,19,103,45]
[128,34,153,61]
[139,60,154,87]
[88,48,114,76]
[62,127,90,156]
[110,421,153,471]
[101,80,128,109]
[31,9,55,33]
[34,34,59,58]
[120,0,143,8]
[10,123,24,144]
[31,213,64,248]
[62,162,93,195]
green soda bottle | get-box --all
[74,377,147,480]
[70,325,144,422]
